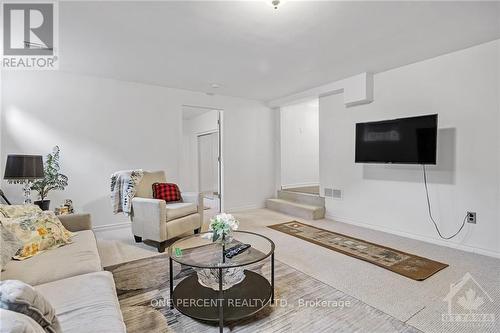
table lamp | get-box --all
[3,155,44,204]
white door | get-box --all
[198,132,220,211]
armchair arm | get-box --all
[58,213,92,232]
[182,192,204,214]
[131,197,166,242]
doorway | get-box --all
[181,106,223,215]
[280,98,320,195]
[198,131,220,211]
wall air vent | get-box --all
[324,188,342,199]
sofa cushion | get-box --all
[1,230,101,286]
[165,202,197,221]
[0,280,61,333]
[0,309,46,333]
[35,271,126,333]
[165,213,201,238]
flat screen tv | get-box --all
[355,114,437,164]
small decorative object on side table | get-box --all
[3,154,44,204]
[55,199,74,215]
[169,220,275,333]
[63,199,74,213]
[55,206,69,215]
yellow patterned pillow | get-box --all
[0,205,42,218]
[0,211,75,260]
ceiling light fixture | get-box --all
[271,0,280,10]
[211,83,220,89]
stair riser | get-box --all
[266,200,325,220]
[278,190,325,206]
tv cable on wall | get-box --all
[354,114,467,240]
[422,165,467,240]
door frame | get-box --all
[185,107,223,213]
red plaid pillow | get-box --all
[152,183,182,202]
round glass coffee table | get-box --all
[168,231,275,333]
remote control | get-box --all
[224,244,251,259]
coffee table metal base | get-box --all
[172,270,272,325]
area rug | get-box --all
[268,221,447,281]
[104,254,420,333]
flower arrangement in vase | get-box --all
[198,213,244,290]
[206,213,239,244]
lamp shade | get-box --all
[4,155,44,180]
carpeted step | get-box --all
[266,198,325,220]
[278,190,325,206]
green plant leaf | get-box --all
[30,145,68,200]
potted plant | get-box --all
[31,146,68,211]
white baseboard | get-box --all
[326,214,500,259]
[93,221,131,232]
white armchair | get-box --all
[130,171,203,252]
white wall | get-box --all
[497,41,500,256]
[0,72,3,182]
[180,109,219,192]
[320,40,500,256]
[1,71,275,226]
[280,99,319,188]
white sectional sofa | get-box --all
[1,214,126,333]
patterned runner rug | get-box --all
[105,254,420,333]
[268,221,447,281]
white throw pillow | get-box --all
[0,212,74,260]
[0,308,46,333]
[0,280,61,333]
[0,205,42,219]
[0,224,23,271]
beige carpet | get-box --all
[97,238,160,267]
[236,209,500,333]
[95,208,500,333]
[282,186,320,195]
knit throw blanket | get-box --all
[110,170,144,215]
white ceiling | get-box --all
[59,1,500,101]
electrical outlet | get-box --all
[467,212,477,224]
